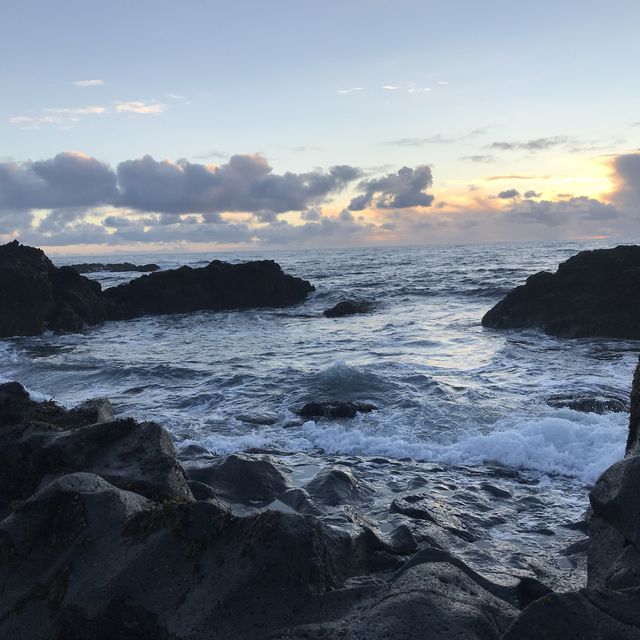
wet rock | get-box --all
[305,468,374,506]
[181,452,292,505]
[482,245,640,339]
[323,299,373,318]
[0,240,112,337]
[236,412,279,426]
[0,384,191,511]
[514,576,553,609]
[390,496,436,522]
[479,482,512,499]
[546,392,629,414]
[68,262,160,274]
[279,488,322,515]
[104,259,315,318]
[297,400,377,419]
[187,480,218,501]
[627,357,640,454]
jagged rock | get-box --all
[104,259,315,318]
[0,241,315,337]
[546,392,629,414]
[0,240,112,336]
[297,400,377,419]
[0,383,191,512]
[68,262,160,274]
[180,451,292,504]
[482,245,640,338]
[479,482,512,499]
[627,358,640,454]
[323,299,373,318]
[305,468,374,506]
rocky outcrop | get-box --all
[68,262,160,273]
[104,259,315,318]
[0,241,315,336]
[297,400,377,419]
[0,240,112,337]
[482,245,640,338]
[546,392,629,414]
[500,356,640,638]
[323,299,373,318]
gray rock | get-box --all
[546,392,629,414]
[305,468,374,506]
[323,299,373,318]
[297,400,377,419]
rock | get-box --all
[390,496,437,522]
[482,245,640,338]
[68,262,160,274]
[0,240,111,337]
[514,576,553,609]
[305,468,374,506]
[104,259,315,318]
[627,357,640,454]
[323,299,373,318]
[297,400,377,419]
[546,392,629,414]
[236,412,279,426]
[0,241,315,336]
[479,481,512,499]
[0,383,191,511]
[181,451,292,504]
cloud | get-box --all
[337,87,363,94]
[460,155,495,163]
[73,79,105,87]
[116,155,361,214]
[382,85,399,91]
[612,152,640,212]
[497,189,520,199]
[524,190,541,198]
[115,101,167,114]
[384,135,454,146]
[349,165,434,211]
[487,136,572,152]
[0,152,117,211]
[9,106,106,128]
[485,174,552,181]
[509,196,620,226]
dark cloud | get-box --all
[460,155,495,163]
[485,174,551,181]
[612,152,640,212]
[497,189,520,199]
[523,190,541,198]
[487,136,572,152]
[509,197,620,226]
[0,152,117,211]
[349,166,434,211]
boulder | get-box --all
[0,382,191,511]
[180,451,292,505]
[297,400,377,419]
[305,468,374,506]
[0,240,111,336]
[68,262,160,274]
[104,259,315,318]
[482,245,640,338]
[323,299,373,318]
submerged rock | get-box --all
[482,245,640,338]
[297,400,377,419]
[68,262,160,274]
[323,299,373,318]
[546,392,629,414]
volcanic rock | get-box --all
[68,262,160,273]
[482,245,640,338]
[297,400,377,419]
[546,392,629,414]
[323,299,373,318]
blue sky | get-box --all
[1,0,639,252]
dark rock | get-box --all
[187,480,218,501]
[297,400,377,419]
[104,258,315,318]
[68,262,160,274]
[323,299,373,318]
[546,392,629,414]
[0,384,191,511]
[279,487,322,515]
[305,468,374,506]
[181,451,292,504]
[479,481,512,499]
[627,357,640,454]
[236,412,279,426]
[561,538,589,556]
[514,576,553,609]
[0,240,112,337]
[482,245,640,338]
[390,497,436,522]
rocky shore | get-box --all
[482,245,640,338]
[0,240,314,337]
[68,262,160,274]
[0,357,638,638]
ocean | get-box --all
[0,240,636,585]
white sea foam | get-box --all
[298,408,627,484]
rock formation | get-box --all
[68,262,160,274]
[323,299,373,317]
[482,245,640,338]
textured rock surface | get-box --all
[297,400,377,419]
[323,299,373,318]
[482,245,640,338]
[68,262,160,273]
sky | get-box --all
[1,0,639,254]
